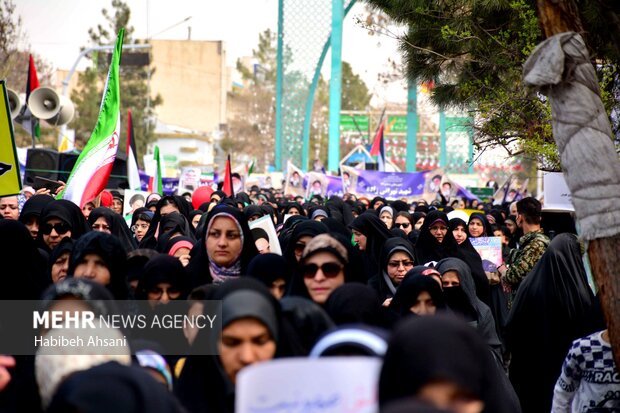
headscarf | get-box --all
[369,196,387,210]
[505,233,604,413]
[243,205,264,221]
[283,202,305,216]
[186,204,258,288]
[88,207,137,252]
[320,217,351,239]
[414,210,458,265]
[370,238,415,300]
[389,274,445,318]
[130,207,153,228]
[349,213,393,278]
[279,296,335,356]
[47,362,187,413]
[47,237,74,282]
[162,236,195,257]
[283,220,329,266]
[323,283,388,328]
[139,195,192,249]
[37,200,90,251]
[467,212,493,238]
[18,194,54,225]
[134,254,189,301]
[247,253,291,287]
[379,316,521,413]
[155,212,196,252]
[436,257,502,360]
[309,325,390,357]
[67,231,129,300]
[325,196,354,226]
[0,220,49,299]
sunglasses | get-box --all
[394,222,410,229]
[41,222,71,235]
[388,260,414,269]
[301,262,343,278]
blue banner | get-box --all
[325,175,344,198]
[353,170,426,198]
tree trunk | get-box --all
[530,0,620,369]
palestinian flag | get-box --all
[20,54,40,139]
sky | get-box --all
[14,0,407,104]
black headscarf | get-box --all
[0,220,49,299]
[47,237,74,282]
[414,210,458,265]
[467,212,493,238]
[349,212,393,279]
[279,296,335,356]
[323,283,388,328]
[134,254,189,301]
[247,253,291,287]
[436,257,502,361]
[369,196,387,210]
[139,195,192,249]
[325,195,354,226]
[186,204,258,288]
[155,212,196,252]
[88,207,137,252]
[18,194,54,226]
[379,315,521,413]
[320,217,351,239]
[47,362,186,413]
[505,233,604,413]
[67,231,129,300]
[243,205,264,221]
[283,201,305,216]
[390,274,445,318]
[283,220,329,266]
[369,238,415,301]
[37,200,90,251]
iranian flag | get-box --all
[61,29,125,207]
[147,145,163,194]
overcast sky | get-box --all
[15,0,407,104]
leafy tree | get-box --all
[364,0,620,170]
[71,0,161,165]
[341,61,371,110]
[0,0,55,147]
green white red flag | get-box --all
[60,29,125,207]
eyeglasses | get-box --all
[131,223,149,232]
[394,222,410,229]
[147,286,181,299]
[41,222,71,235]
[301,262,343,278]
[388,260,414,269]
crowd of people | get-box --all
[0,180,616,413]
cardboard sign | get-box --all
[0,81,22,197]
[543,172,574,212]
[248,214,282,255]
[470,236,503,272]
[236,357,380,413]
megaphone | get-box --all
[27,87,74,125]
[7,89,22,119]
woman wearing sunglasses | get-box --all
[369,237,415,306]
[289,233,352,305]
[37,200,90,252]
[393,211,414,235]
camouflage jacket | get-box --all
[504,229,550,289]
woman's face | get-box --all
[352,229,367,251]
[394,216,412,234]
[133,219,150,242]
[386,251,414,285]
[293,235,313,262]
[42,218,72,250]
[452,224,467,245]
[410,291,437,316]
[51,252,70,283]
[160,203,180,217]
[288,207,300,216]
[73,253,111,286]
[82,203,94,219]
[429,222,448,243]
[206,216,243,267]
[218,318,276,384]
[468,218,485,238]
[417,380,484,413]
[302,251,345,304]
[91,216,112,233]
[111,199,123,215]
[380,212,393,229]
[506,221,516,234]
[414,217,425,231]
[191,214,202,228]
[147,282,181,309]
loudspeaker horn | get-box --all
[47,96,75,126]
[7,89,22,119]
[27,87,60,120]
